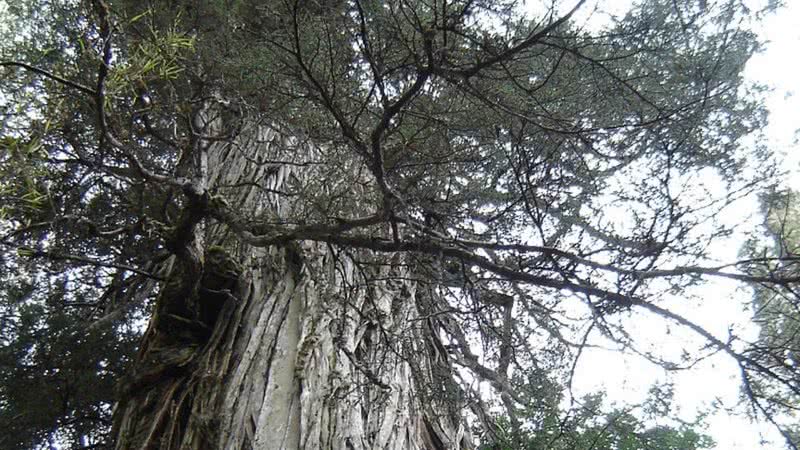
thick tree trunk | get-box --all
[111,125,471,449]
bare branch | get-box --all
[0,61,96,96]
[4,243,164,280]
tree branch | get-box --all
[0,61,96,96]
[6,244,164,280]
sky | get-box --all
[553,1,800,449]
[746,1,800,189]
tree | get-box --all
[0,0,795,448]
[740,189,800,445]
[484,385,714,450]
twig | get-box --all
[0,61,96,96]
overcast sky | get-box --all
[746,1,800,188]
[564,1,799,449]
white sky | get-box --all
[558,1,800,449]
[747,1,800,189]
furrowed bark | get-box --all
[111,124,471,449]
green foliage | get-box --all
[0,136,50,222]
[740,190,800,435]
[0,4,161,447]
[485,390,713,450]
[106,9,195,98]
[0,279,139,450]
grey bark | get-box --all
[111,124,471,449]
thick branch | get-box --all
[225,223,635,305]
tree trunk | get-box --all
[111,125,471,449]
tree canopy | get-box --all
[0,0,797,448]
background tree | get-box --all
[0,0,795,449]
[483,383,714,450]
[739,189,800,445]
